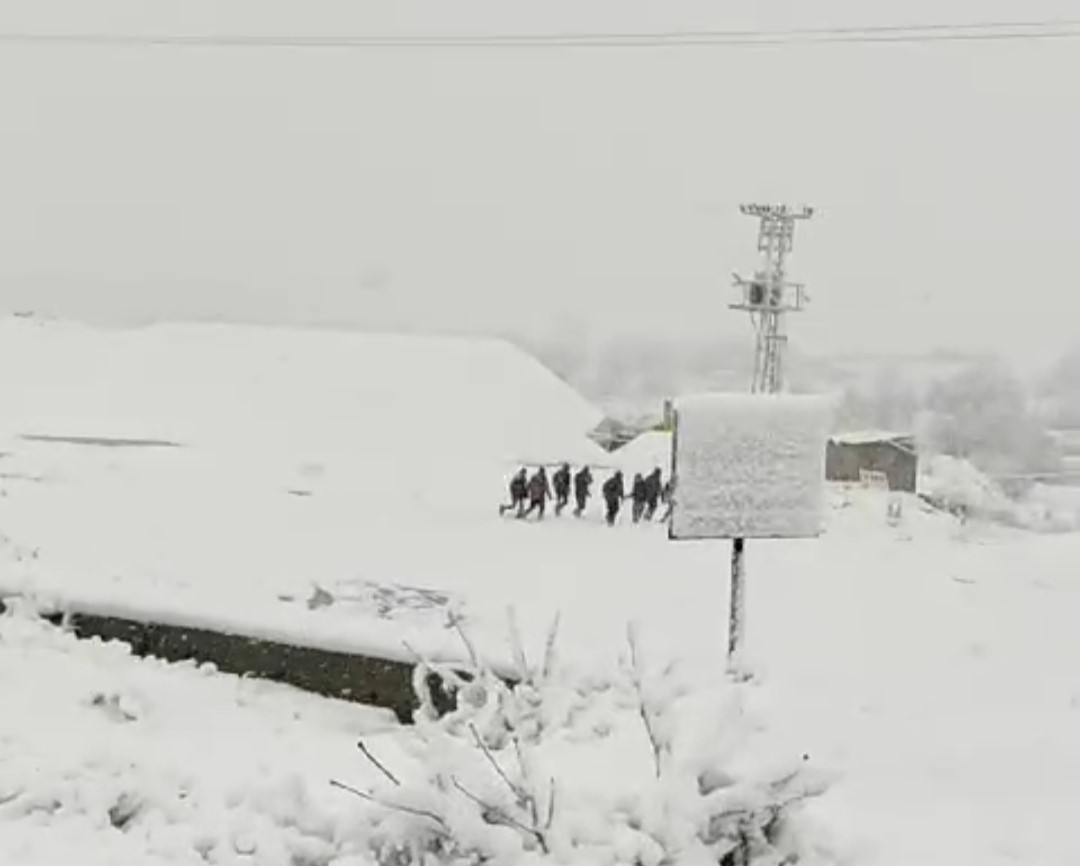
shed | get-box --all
[826,430,918,493]
[588,417,644,452]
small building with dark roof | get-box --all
[826,430,918,493]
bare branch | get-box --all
[401,640,427,666]
[511,734,541,827]
[541,612,561,681]
[470,722,526,803]
[330,780,449,831]
[450,778,549,854]
[506,607,530,680]
[357,740,401,787]
[627,624,663,778]
[404,640,467,690]
[448,609,481,670]
[545,778,557,830]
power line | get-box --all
[1,19,1080,50]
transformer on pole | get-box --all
[730,203,814,394]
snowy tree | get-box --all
[1040,345,1080,428]
[920,359,1061,477]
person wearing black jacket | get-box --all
[630,473,648,523]
[573,466,593,517]
[499,467,528,517]
[521,466,553,520]
[552,462,572,516]
[602,470,625,526]
[643,467,663,520]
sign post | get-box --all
[728,537,747,660]
[668,393,831,669]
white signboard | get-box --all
[669,393,831,540]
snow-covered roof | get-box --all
[613,429,673,473]
[829,429,914,446]
[0,318,607,467]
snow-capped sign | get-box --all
[669,393,831,540]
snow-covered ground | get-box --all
[0,602,392,866]
[2,319,1080,864]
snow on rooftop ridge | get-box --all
[0,317,606,466]
[829,429,914,446]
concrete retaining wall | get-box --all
[3,600,459,723]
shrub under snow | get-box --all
[334,621,836,866]
[920,455,1080,533]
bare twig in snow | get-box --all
[541,612,561,681]
[330,780,449,831]
[403,640,467,689]
[470,723,526,802]
[545,779,557,830]
[510,734,541,827]
[627,624,663,778]
[357,740,401,787]
[448,610,481,669]
[507,607,530,680]
[450,778,549,854]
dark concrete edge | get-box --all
[0,598,476,724]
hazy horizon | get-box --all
[3,0,1080,372]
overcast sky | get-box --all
[2,0,1079,369]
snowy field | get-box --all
[2,319,1080,864]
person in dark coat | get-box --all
[643,467,663,520]
[521,466,552,520]
[573,465,593,517]
[602,470,625,526]
[552,462,572,516]
[659,478,674,522]
[499,467,528,517]
[630,473,648,523]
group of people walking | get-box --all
[499,463,672,526]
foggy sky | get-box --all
[2,0,1079,369]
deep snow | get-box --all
[1,319,1079,865]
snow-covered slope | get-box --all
[0,318,604,465]
[2,320,1080,865]
[612,430,673,475]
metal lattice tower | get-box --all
[730,204,814,394]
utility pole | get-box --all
[730,204,814,394]
[725,203,814,670]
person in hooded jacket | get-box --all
[499,466,529,517]
[602,470,625,526]
[630,473,648,523]
[521,466,552,520]
[552,462,572,516]
[643,467,663,520]
[573,465,593,517]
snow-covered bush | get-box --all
[919,359,1062,478]
[334,621,835,866]
[920,454,1080,532]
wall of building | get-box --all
[826,440,918,493]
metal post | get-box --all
[725,203,813,670]
[728,537,746,661]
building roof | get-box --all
[829,429,915,446]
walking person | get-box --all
[659,478,674,522]
[552,462,572,516]
[643,467,663,521]
[573,465,593,517]
[602,470,626,526]
[521,466,552,520]
[630,473,648,523]
[499,466,528,517]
